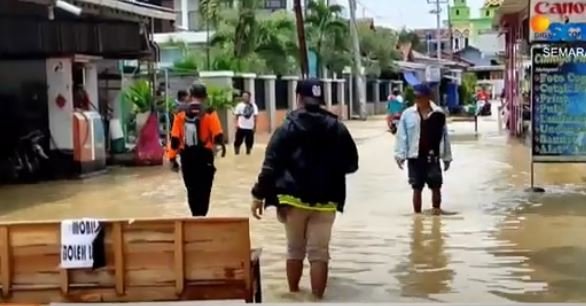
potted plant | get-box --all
[122,80,153,137]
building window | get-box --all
[455,9,460,16]
[264,0,286,9]
[454,38,460,50]
[464,37,469,47]
[188,10,201,31]
[485,10,490,17]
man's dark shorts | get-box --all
[407,158,443,191]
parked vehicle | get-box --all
[0,130,49,183]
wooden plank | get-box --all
[112,222,125,295]
[59,270,69,295]
[0,226,11,297]
[174,221,184,295]
[0,217,248,227]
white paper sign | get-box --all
[60,218,101,269]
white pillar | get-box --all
[282,76,299,111]
[337,79,347,120]
[238,73,256,101]
[199,70,236,141]
[46,58,74,150]
[323,78,333,111]
[260,75,277,132]
[374,80,381,114]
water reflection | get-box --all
[396,216,453,299]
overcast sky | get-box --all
[332,0,486,30]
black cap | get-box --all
[190,83,208,99]
[296,79,324,105]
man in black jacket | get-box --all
[250,79,359,299]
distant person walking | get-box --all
[175,90,189,112]
[250,79,359,299]
[394,83,452,215]
[387,89,405,134]
[233,91,259,155]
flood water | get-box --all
[1,111,586,302]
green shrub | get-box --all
[206,86,236,111]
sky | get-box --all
[332,0,486,30]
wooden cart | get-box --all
[0,217,262,303]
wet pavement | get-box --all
[2,111,586,302]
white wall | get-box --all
[46,58,74,150]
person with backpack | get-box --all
[168,83,226,216]
[249,79,359,299]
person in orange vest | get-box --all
[169,83,226,216]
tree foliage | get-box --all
[176,0,426,78]
[305,0,350,75]
[398,28,426,54]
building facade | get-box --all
[413,28,453,55]
[172,0,294,31]
[448,0,503,50]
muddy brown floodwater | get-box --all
[1,113,586,302]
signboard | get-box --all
[530,0,586,42]
[531,44,586,162]
[425,66,441,82]
[60,218,104,269]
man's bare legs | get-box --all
[432,188,442,215]
[413,190,423,213]
[286,259,303,292]
[310,261,328,299]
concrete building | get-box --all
[448,0,503,49]
[170,0,294,32]
[413,28,453,55]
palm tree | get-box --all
[305,0,349,77]
[255,12,299,75]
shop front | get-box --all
[494,0,529,137]
[0,0,174,183]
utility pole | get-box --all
[447,2,453,59]
[348,0,366,120]
[294,0,309,78]
[427,0,447,60]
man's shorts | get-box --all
[279,206,336,263]
[407,158,443,191]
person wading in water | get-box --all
[394,83,452,215]
[168,83,226,216]
[249,79,359,299]
[233,91,258,155]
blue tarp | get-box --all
[403,71,439,88]
[403,71,420,86]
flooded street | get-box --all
[2,113,586,302]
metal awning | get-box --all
[19,0,176,20]
[493,0,527,27]
[468,65,506,71]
